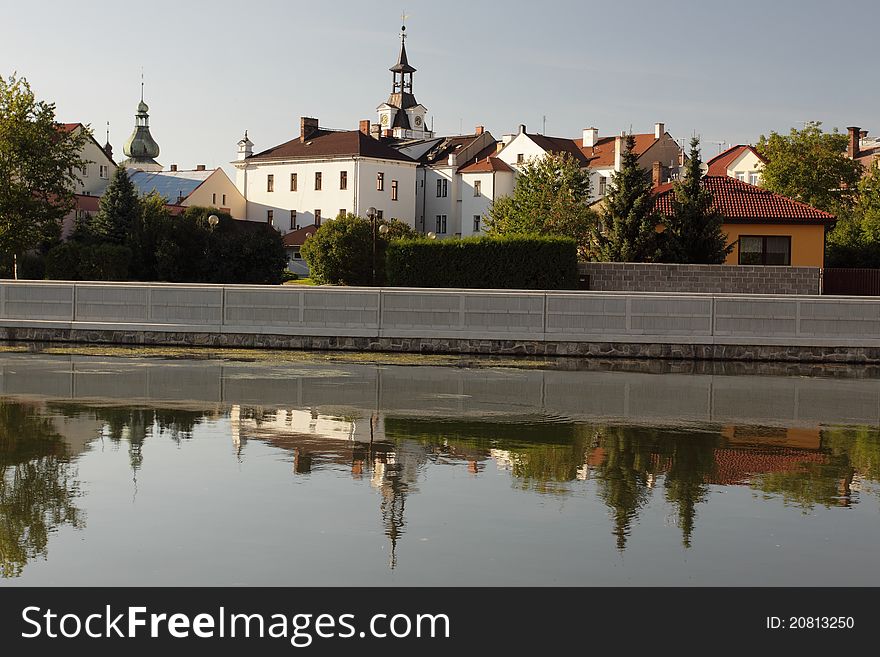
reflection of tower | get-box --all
[379,458,407,570]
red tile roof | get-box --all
[58,123,83,133]
[282,224,320,247]
[527,133,592,166]
[458,156,513,173]
[250,129,415,163]
[707,447,828,486]
[652,175,835,224]
[706,144,767,175]
[578,133,658,168]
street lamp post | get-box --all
[367,208,389,286]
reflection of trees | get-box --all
[0,401,83,578]
[48,403,207,474]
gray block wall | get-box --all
[578,263,820,295]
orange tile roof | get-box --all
[652,175,835,224]
[458,156,513,173]
[250,129,415,163]
[526,133,592,166]
[579,133,658,168]
[706,144,766,175]
[282,224,320,247]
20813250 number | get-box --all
[789,617,854,629]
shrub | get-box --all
[45,242,131,280]
[386,234,578,289]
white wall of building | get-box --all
[459,171,515,237]
[74,131,115,196]
[421,165,457,236]
[234,157,416,233]
[726,150,764,185]
[495,132,551,172]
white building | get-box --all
[705,144,766,185]
[233,118,418,231]
[57,122,116,237]
[128,165,246,218]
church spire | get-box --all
[122,75,162,172]
[376,17,432,139]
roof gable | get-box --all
[706,145,766,175]
[580,133,659,168]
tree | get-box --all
[826,164,880,267]
[591,134,662,262]
[0,73,86,274]
[757,121,863,215]
[301,213,411,285]
[487,152,595,258]
[661,137,733,264]
[89,165,140,244]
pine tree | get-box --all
[90,165,140,244]
[662,137,733,264]
[591,134,662,262]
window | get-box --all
[735,171,745,182]
[473,215,481,232]
[314,209,322,226]
[436,179,448,198]
[391,180,398,201]
[749,172,760,186]
[377,210,384,220]
[738,235,791,266]
[599,177,607,196]
[99,165,109,179]
[290,173,298,191]
[267,209,274,226]
[267,174,274,192]
[81,164,89,177]
[377,172,385,191]
[212,193,217,205]
[435,215,447,234]
[290,210,297,230]
[293,248,302,260]
[222,194,227,206]
[473,180,482,196]
[315,172,322,191]
[339,209,346,217]
[517,154,524,164]
[340,170,348,190]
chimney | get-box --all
[654,122,665,139]
[518,124,526,134]
[359,120,371,136]
[501,134,515,146]
[860,130,868,139]
[847,126,860,159]
[475,125,485,136]
[652,161,663,187]
[170,164,177,172]
[300,117,319,143]
[583,127,598,148]
[448,154,457,166]
[382,129,392,138]
[614,135,624,171]
[196,164,206,171]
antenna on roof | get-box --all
[542,115,546,135]
[140,67,144,101]
[106,121,110,144]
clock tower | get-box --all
[376,21,432,140]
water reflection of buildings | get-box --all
[230,405,428,569]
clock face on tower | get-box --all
[414,116,422,127]
[381,114,389,126]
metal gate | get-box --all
[823,268,880,296]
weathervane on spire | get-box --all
[400,10,409,40]
[140,67,144,101]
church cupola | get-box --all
[376,20,432,140]
[122,80,162,171]
[237,130,254,160]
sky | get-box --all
[3,0,878,174]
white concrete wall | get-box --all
[495,132,549,172]
[2,281,880,348]
[726,150,764,184]
[74,130,115,196]
[4,354,880,430]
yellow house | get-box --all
[653,176,834,267]
[128,166,247,219]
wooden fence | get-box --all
[823,269,880,296]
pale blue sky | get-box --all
[3,0,877,172]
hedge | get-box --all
[385,234,578,289]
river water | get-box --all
[1,352,879,586]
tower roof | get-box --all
[390,36,416,74]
